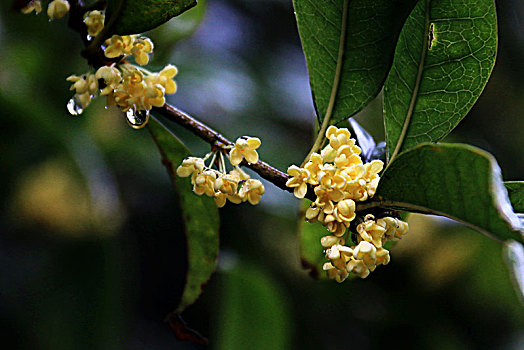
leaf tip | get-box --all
[165,312,208,345]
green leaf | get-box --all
[384,0,497,161]
[106,0,197,36]
[148,118,219,313]
[215,260,292,349]
[505,182,524,213]
[293,0,417,124]
[298,200,329,280]
[375,143,523,243]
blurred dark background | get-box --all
[1,0,523,349]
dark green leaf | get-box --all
[375,143,523,243]
[298,200,329,280]
[148,118,219,313]
[106,0,197,35]
[384,0,497,160]
[505,182,524,213]
[293,0,417,124]
[215,260,292,349]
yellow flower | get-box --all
[362,160,383,198]
[104,35,134,59]
[229,168,250,181]
[320,144,337,163]
[374,247,391,267]
[318,164,345,189]
[304,152,323,185]
[214,192,228,208]
[305,203,325,223]
[353,241,377,268]
[113,68,146,111]
[145,65,178,94]
[21,0,42,14]
[75,91,92,109]
[334,145,362,168]
[67,74,89,94]
[285,165,310,199]
[131,37,154,65]
[95,65,122,95]
[215,173,240,195]
[229,137,261,166]
[176,157,205,178]
[314,186,344,213]
[320,235,345,248]
[356,215,387,248]
[346,258,370,279]
[326,244,353,270]
[84,10,105,37]
[47,0,70,20]
[326,125,360,152]
[325,220,348,237]
[192,169,217,197]
[214,190,243,208]
[395,220,409,239]
[333,199,356,223]
[239,179,264,205]
[323,262,349,283]
[379,217,408,241]
[142,83,166,109]
[66,73,98,109]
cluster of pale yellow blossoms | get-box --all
[67,16,176,115]
[22,1,177,124]
[177,137,265,208]
[323,214,408,282]
[22,0,70,20]
[67,59,177,115]
[22,0,104,35]
[286,125,408,281]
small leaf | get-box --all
[384,0,497,160]
[148,118,219,314]
[293,0,417,124]
[106,0,197,36]
[298,201,329,280]
[505,182,524,213]
[375,143,523,243]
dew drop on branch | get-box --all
[67,98,84,116]
[125,109,150,129]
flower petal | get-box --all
[229,148,243,166]
[294,182,307,199]
[246,137,261,149]
[244,149,259,164]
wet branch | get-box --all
[65,0,381,209]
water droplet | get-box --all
[67,98,84,116]
[125,109,150,129]
[87,35,93,41]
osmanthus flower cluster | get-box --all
[67,33,177,121]
[323,214,408,282]
[286,125,409,281]
[176,137,265,208]
[22,1,178,127]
